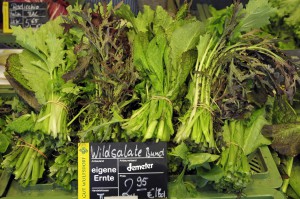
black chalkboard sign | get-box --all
[78,142,168,199]
[3,2,49,33]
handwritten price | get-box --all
[122,176,165,198]
[24,18,39,27]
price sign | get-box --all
[2,2,49,33]
[78,142,168,199]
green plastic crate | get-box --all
[3,181,77,199]
[173,187,286,199]
[248,146,283,189]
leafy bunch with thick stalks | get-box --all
[116,4,203,141]
[0,97,51,187]
[214,108,271,193]
[61,2,137,142]
[6,16,80,141]
[3,15,81,188]
[1,132,53,187]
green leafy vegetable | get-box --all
[1,0,299,194]
[175,0,297,157]
[10,16,80,141]
[262,123,300,157]
[49,144,77,190]
[61,2,137,142]
[117,4,201,142]
[1,132,53,187]
[265,0,300,49]
[214,108,271,193]
[232,0,276,40]
[0,134,10,153]
[6,113,35,134]
[289,157,300,198]
[168,142,220,198]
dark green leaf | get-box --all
[0,134,10,153]
[197,165,224,181]
[262,123,300,156]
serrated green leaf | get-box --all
[61,81,80,95]
[12,17,64,59]
[239,0,276,32]
[13,16,77,106]
[19,50,50,104]
[153,6,174,34]
[134,5,155,33]
[169,142,189,161]
[44,34,66,74]
[170,21,204,64]
[6,114,35,133]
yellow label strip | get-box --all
[2,2,13,33]
[78,143,90,199]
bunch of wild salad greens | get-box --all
[167,0,298,194]
[61,2,137,143]
[116,3,202,142]
[0,96,51,187]
[5,16,80,142]
[2,15,80,187]
[0,0,299,195]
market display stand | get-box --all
[2,1,300,199]
[0,47,291,199]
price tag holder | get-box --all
[78,142,168,199]
[2,2,49,33]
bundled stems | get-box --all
[123,98,174,142]
[1,134,47,187]
[214,120,251,193]
[175,34,222,149]
[35,95,69,141]
[117,4,202,142]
